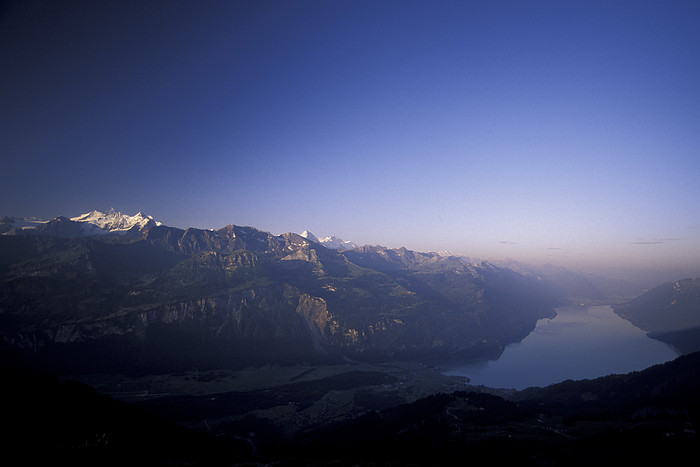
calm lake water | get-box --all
[443,305,679,390]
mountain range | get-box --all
[300,230,359,250]
[2,209,697,373]
[1,209,160,238]
[1,210,565,374]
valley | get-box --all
[1,210,699,465]
[100,361,469,435]
[5,350,699,465]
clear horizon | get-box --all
[2,0,699,273]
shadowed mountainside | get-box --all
[614,277,700,354]
[0,219,562,374]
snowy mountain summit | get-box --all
[300,230,320,243]
[70,209,161,235]
[300,230,358,250]
[1,209,161,238]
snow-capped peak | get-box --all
[70,209,161,235]
[300,230,358,250]
[300,230,320,243]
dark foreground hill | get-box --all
[263,351,700,465]
[3,351,699,466]
[1,364,239,466]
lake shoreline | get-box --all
[439,304,679,390]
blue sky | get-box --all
[2,0,699,270]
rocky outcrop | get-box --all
[296,294,334,353]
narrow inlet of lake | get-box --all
[443,305,679,390]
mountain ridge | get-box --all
[0,209,563,374]
[613,277,700,354]
[300,230,359,250]
[1,209,160,238]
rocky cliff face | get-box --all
[0,221,563,373]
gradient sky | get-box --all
[2,0,699,270]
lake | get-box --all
[443,305,679,390]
